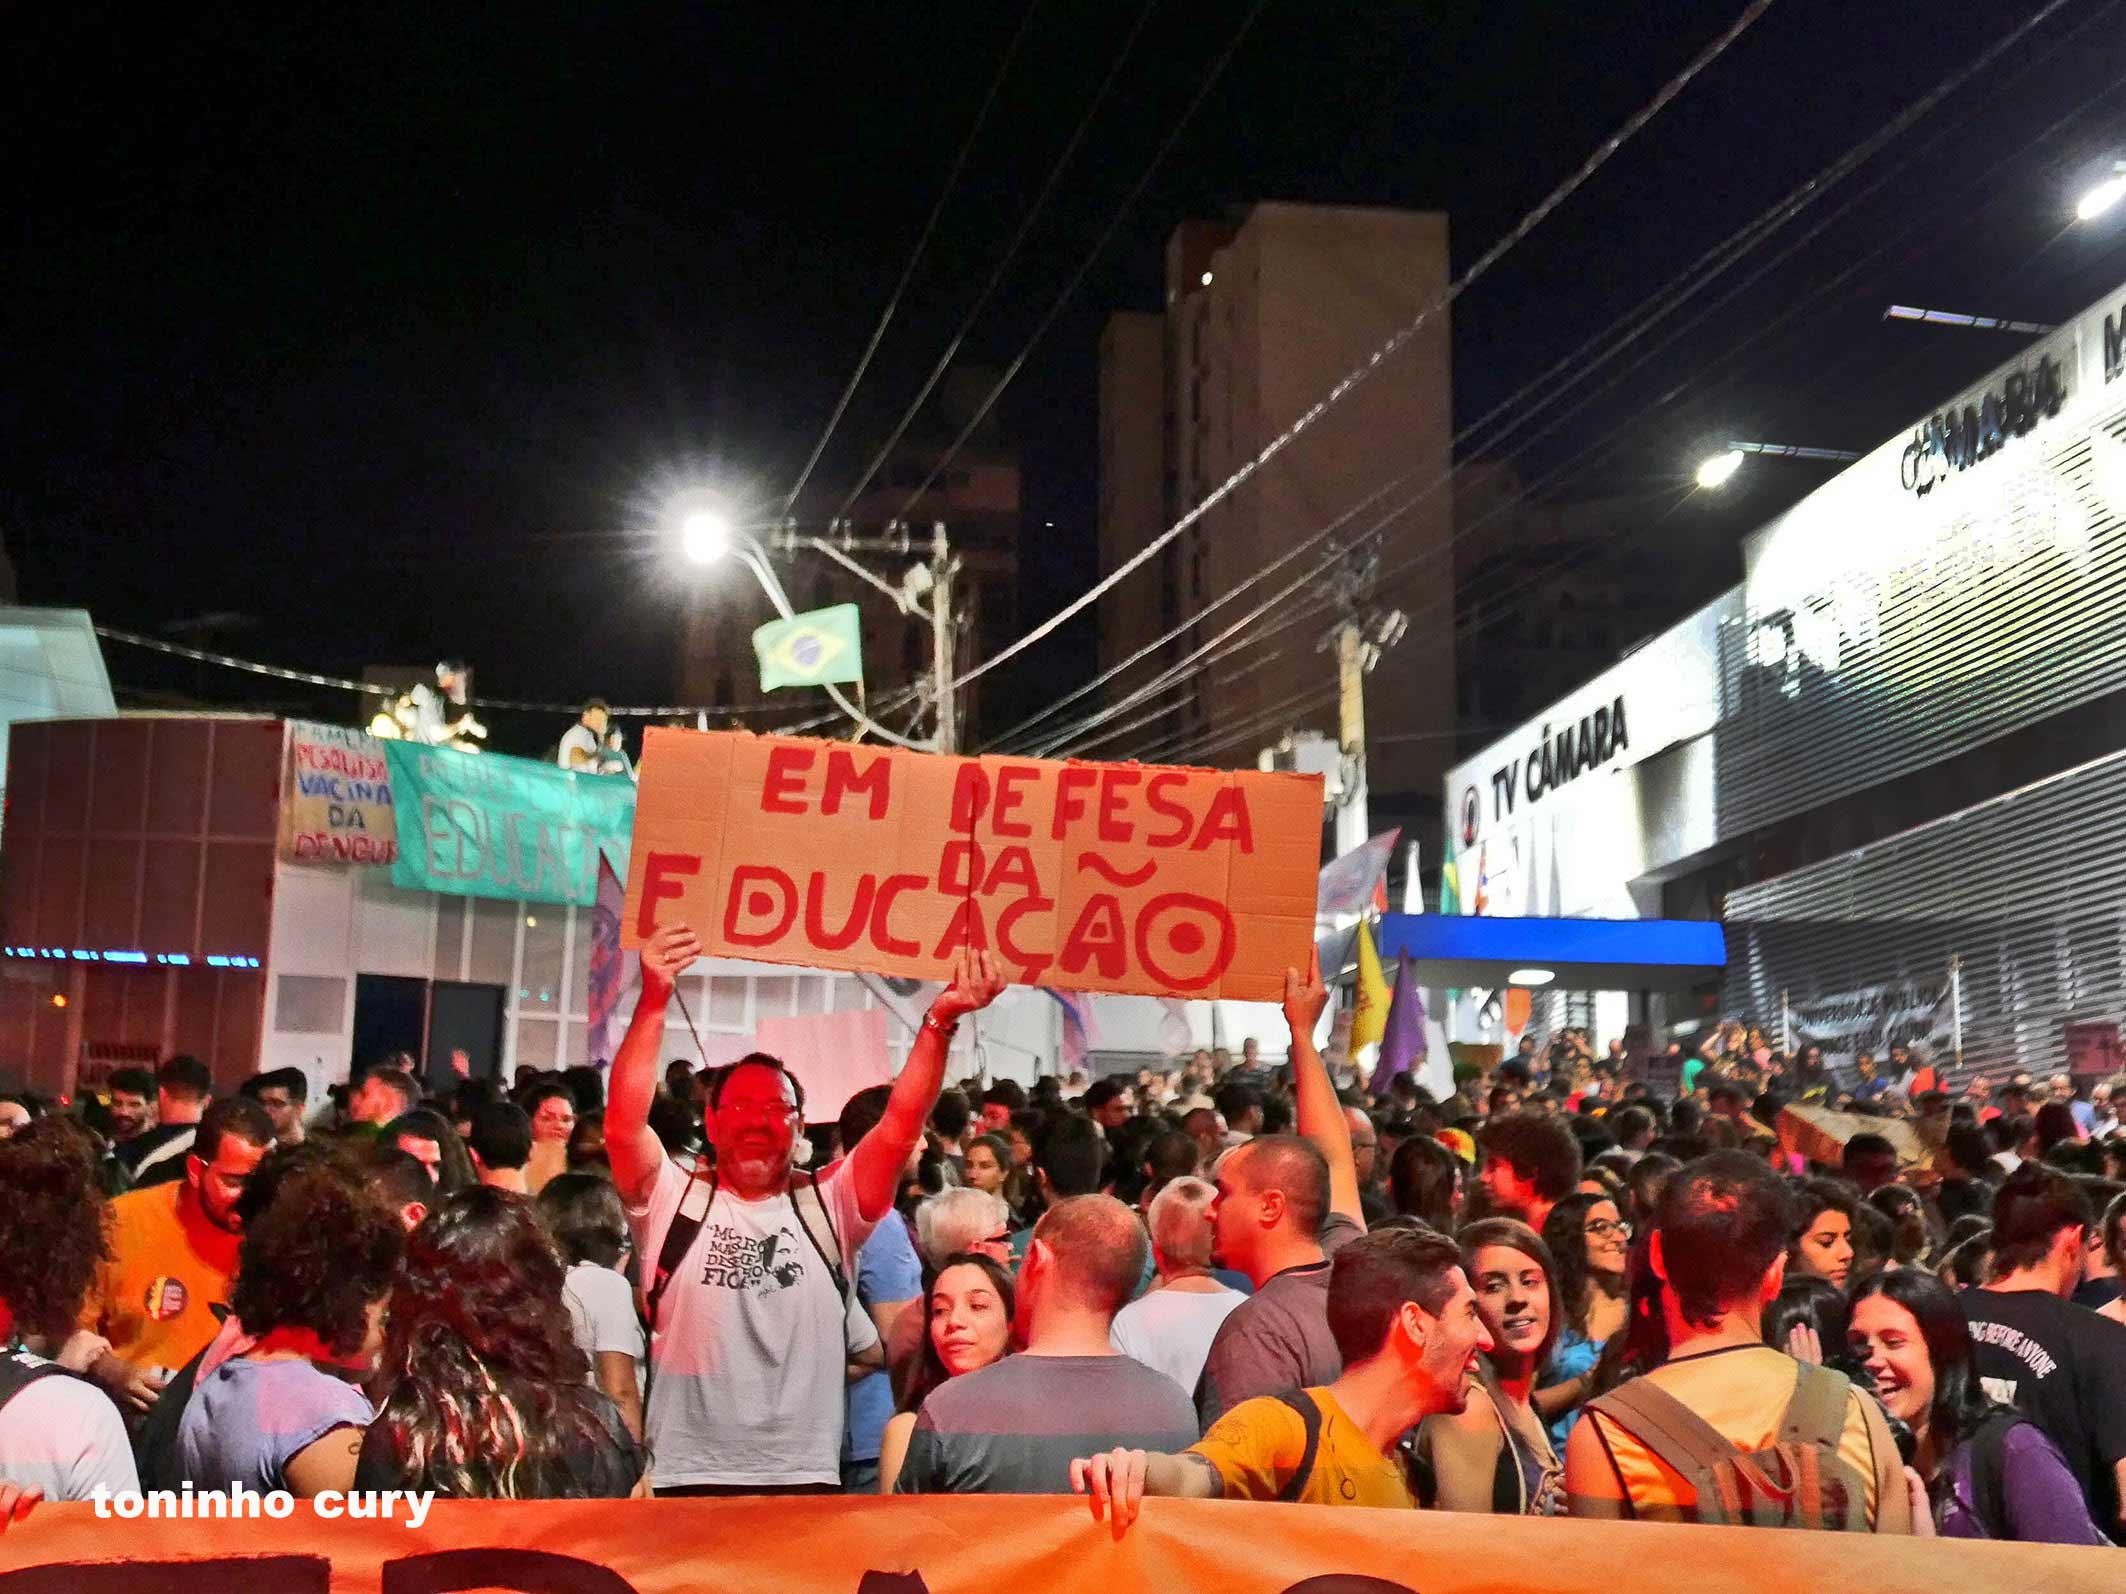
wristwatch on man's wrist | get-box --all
[923,1010,960,1040]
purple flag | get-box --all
[1371,955,1427,1098]
[586,850,629,1068]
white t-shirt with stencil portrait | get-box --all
[627,1156,876,1488]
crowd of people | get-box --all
[1,937,2123,1555]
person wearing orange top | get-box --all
[80,1096,273,1416]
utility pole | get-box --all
[927,521,961,754]
[1323,547,1406,857]
[1333,618,1370,857]
[767,518,960,751]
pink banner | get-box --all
[754,1006,893,1123]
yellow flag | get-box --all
[1349,918,1390,1051]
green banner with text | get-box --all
[382,742,636,907]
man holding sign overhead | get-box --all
[606,924,1006,1495]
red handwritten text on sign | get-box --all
[620,731,1321,1000]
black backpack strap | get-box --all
[0,1351,72,1411]
[1964,1411,2022,1539]
[1273,1389,1324,1502]
[133,1341,212,1491]
[789,1172,851,1305]
[646,1169,715,1330]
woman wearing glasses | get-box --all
[1535,1193,1632,1450]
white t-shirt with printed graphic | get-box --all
[626,1156,876,1488]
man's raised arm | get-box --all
[1287,948,1363,1231]
[847,947,1007,1223]
[607,924,701,1208]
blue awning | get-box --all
[1374,913,1726,991]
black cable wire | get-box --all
[776,0,1045,519]
[1031,0,2103,759]
[950,0,1779,696]
[887,0,1274,522]
[829,0,1165,523]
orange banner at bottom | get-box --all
[0,1494,2113,1592]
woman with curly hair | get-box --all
[358,1185,644,1497]
[174,1157,402,1496]
[0,1117,137,1502]
[1533,1191,1630,1449]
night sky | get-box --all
[8,3,2126,751]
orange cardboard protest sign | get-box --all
[2,1493,2114,1594]
[620,729,1322,1000]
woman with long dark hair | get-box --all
[1534,1192,1629,1449]
[1788,1178,1859,1291]
[536,1172,645,1443]
[1388,1134,1464,1233]
[876,1252,1015,1494]
[380,1107,478,1194]
[1411,1218,1563,1516]
[1849,1269,2106,1542]
[358,1186,644,1497]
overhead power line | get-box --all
[888,0,1274,521]
[94,623,923,727]
[776,0,1044,519]
[1144,65,2122,770]
[949,0,1778,697]
[831,0,1163,523]
[1018,0,2085,760]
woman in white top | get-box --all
[0,1120,139,1508]
[537,1173,646,1442]
[1108,1177,1243,1396]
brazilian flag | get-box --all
[752,603,864,692]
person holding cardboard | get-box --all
[605,924,1005,1494]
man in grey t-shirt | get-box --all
[1193,956,1372,1425]
[1195,1136,1361,1425]
[897,1195,1197,1493]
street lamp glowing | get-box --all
[2077,170,2126,221]
[680,510,733,564]
[1507,968,1556,988]
[1695,450,1744,489]
[1695,450,1745,489]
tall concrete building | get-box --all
[1096,202,1455,814]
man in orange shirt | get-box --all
[80,1096,273,1414]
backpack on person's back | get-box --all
[1586,1362,1890,1531]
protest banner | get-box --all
[1778,1101,1940,1179]
[622,729,1322,1001]
[280,721,398,865]
[0,1494,2111,1593]
[1788,975,1954,1076]
[382,742,636,908]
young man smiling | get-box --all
[1071,1225,1490,1526]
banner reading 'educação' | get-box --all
[622,729,1322,1001]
